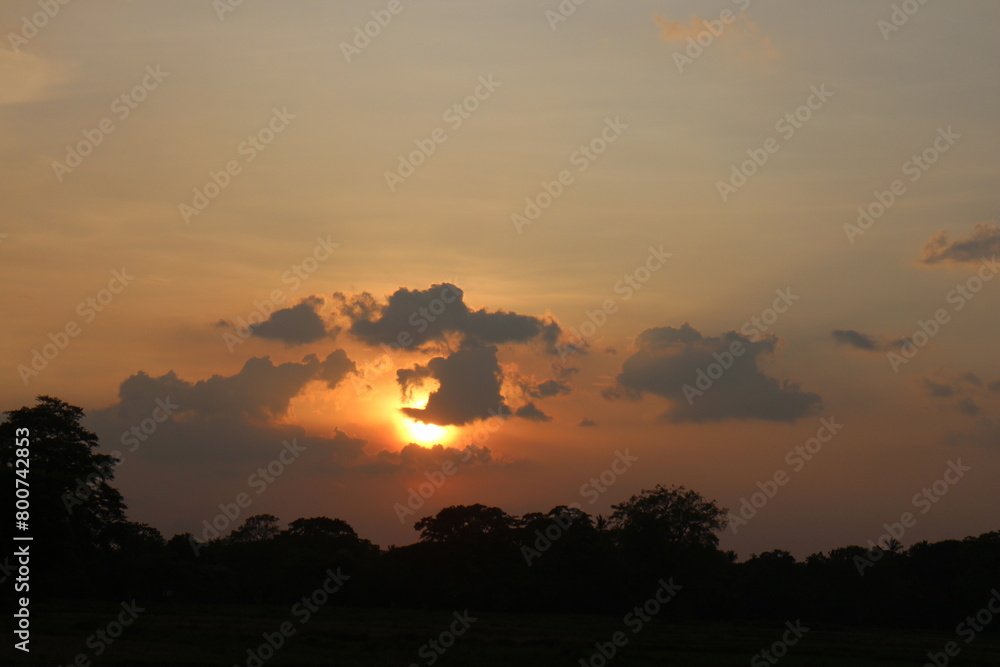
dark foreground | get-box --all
[11,603,1000,666]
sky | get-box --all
[1,0,998,558]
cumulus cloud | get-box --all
[112,355,346,422]
[609,323,822,423]
[919,223,1000,265]
[87,354,361,468]
[514,402,552,422]
[316,349,356,389]
[336,283,559,351]
[397,346,509,427]
[251,297,332,345]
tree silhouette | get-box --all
[228,513,281,543]
[415,504,514,542]
[610,484,727,550]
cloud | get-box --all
[336,283,559,351]
[316,349,356,389]
[831,329,909,353]
[514,403,552,422]
[609,323,822,423]
[397,346,509,427]
[251,297,333,345]
[919,223,1000,265]
[919,370,1000,442]
[87,355,362,467]
[923,379,957,398]
[579,419,598,428]
[654,13,778,65]
[362,443,494,474]
[528,379,571,399]
[107,351,356,425]
[956,398,981,417]
[945,419,1000,448]
[832,329,879,351]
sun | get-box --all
[399,418,451,446]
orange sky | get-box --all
[1,0,998,557]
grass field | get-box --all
[13,602,1000,666]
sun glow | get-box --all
[401,418,451,445]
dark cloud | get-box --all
[956,397,981,417]
[923,379,957,398]
[920,371,1000,429]
[106,351,356,428]
[579,419,598,427]
[611,323,822,423]
[113,355,342,421]
[945,419,1000,448]
[515,402,552,422]
[337,283,559,351]
[919,222,1000,265]
[398,346,509,427]
[832,329,879,351]
[251,297,332,345]
[316,349,356,389]
[832,330,910,354]
[362,443,493,474]
[528,379,571,399]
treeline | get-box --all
[4,397,999,631]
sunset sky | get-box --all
[2,0,998,558]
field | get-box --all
[12,602,1000,666]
